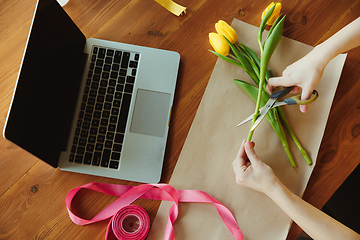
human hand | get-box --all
[232,140,280,196]
[266,47,326,113]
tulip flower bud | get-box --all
[215,20,238,44]
[261,2,282,26]
[209,32,230,56]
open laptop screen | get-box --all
[4,0,86,167]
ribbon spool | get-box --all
[111,205,150,240]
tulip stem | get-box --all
[247,43,266,142]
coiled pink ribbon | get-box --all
[109,205,150,239]
[66,182,244,240]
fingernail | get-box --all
[300,105,307,113]
[245,141,252,148]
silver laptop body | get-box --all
[3,0,180,183]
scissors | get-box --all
[237,86,318,131]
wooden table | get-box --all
[1,0,359,239]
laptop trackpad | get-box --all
[130,89,171,138]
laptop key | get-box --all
[101,149,111,167]
[92,152,101,166]
[114,51,122,63]
[113,100,120,108]
[69,154,75,162]
[104,64,111,72]
[114,92,122,99]
[105,57,112,65]
[106,49,114,56]
[124,84,133,93]
[104,102,112,110]
[114,134,124,143]
[84,152,92,165]
[78,138,87,146]
[111,108,119,115]
[107,87,115,94]
[95,143,103,151]
[80,130,89,138]
[88,135,96,143]
[102,110,110,118]
[109,79,116,86]
[112,63,120,72]
[98,48,106,59]
[106,132,114,140]
[93,74,100,82]
[108,124,116,132]
[97,135,105,143]
[82,122,90,129]
[111,152,120,160]
[86,144,95,152]
[93,111,101,119]
[127,76,135,84]
[77,147,85,155]
[96,59,103,66]
[91,119,100,127]
[109,161,119,169]
[99,127,107,135]
[117,93,131,133]
[75,155,83,163]
[71,145,77,153]
[113,143,122,152]
[105,140,113,149]
[121,52,130,68]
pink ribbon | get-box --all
[108,205,150,239]
[66,182,244,240]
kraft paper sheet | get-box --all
[148,19,347,240]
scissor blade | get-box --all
[250,98,277,131]
[237,114,254,126]
[237,105,268,127]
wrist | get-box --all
[311,43,337,71]
[264,177,287,200]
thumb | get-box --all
[299,88,313,113]
[244,141,261,166]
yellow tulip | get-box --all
[209,32,230,56]
[215,20,238,44]
[261,2,282,26]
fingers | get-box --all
[244,141,261,166]
[233,140,248,173]
[266,76,293,94]
[235,140,247,163]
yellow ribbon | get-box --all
[154,0,186,16]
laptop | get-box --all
[3,0,180,183]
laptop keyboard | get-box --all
[69,46,140,170]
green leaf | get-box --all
[240,43,273,87]
[233,79,269,107]
[241,44,260,68]
[209,50,244,69]
[265,13,283,43]
[261,15,286,69]
[224,37,259,83]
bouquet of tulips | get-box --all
[209,2,311,166]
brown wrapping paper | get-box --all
[148,19,347,240]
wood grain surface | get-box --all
[0,0,359,239]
